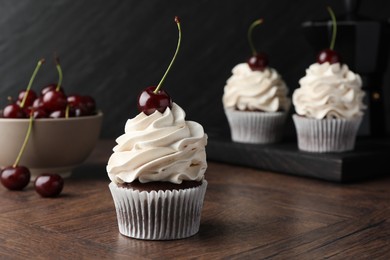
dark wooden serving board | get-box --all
[207,136,390,182]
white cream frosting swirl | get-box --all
[293,62,365,119]
[222,63,290,112]
[107,103,207,185]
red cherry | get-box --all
[18,90,37,108]
[42,90,67,112]
[0,166,30,190]
[34,173,64,197]
[67,95,90,117]
[137,17,180,116]
[41,84,65,96]
[67,94,83,106]
[137,86,172,115]
[247,52,269,71]
[24,107,48,118]
[2,103,25,118]
[81,96,96,114]
[317,49,342,64]
[49,110,66,118]
[246,19,268,71]
[316,7,342,65]
[32,97,45,109]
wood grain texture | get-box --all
[0,140,389,258]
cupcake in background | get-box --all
[107,16,208,240]
[223,19,291,144]
[292,7,365,153]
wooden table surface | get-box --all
[0,140,389,259]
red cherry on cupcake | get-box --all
[247,52,269,71]
[246,19,269,71]
[137,16,182,115]
[317,6,342,64]
[138,86,172,115]
[34,173,64,197]
[317,49,342,64]
[0,115,34,190]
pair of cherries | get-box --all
[1,167,64,197]
[247,14,341,73]
[0,112,63,197]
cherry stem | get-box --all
[327,6,337,51]
[55,56,63,92]
[154,16,181,94]
[65,104,70,119]
[20,59,45,108]
[248,19,263,56]
[13,114,34,167]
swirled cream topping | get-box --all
[293,62,365,119]
[107,103,207,185]
[222,63,290,112]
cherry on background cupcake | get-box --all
[316,6,342,64]
[246,19,269,71]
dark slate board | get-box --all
[207,137,390,183]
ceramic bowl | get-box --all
[0,112,103,179]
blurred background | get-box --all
[0,0,389,139]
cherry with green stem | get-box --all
[317,6,342,64]
[42,56,67,112]
[3,59,45,118]
[0,115,33,190]
[137,16,182,115]
[247,18,269,71]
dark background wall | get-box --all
[0,0,389,138]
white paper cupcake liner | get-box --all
[224,108,288,144]
[109,180,208,240]
[293,114,363,153]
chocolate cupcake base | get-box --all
[109,180,208,240]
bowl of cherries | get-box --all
[0,58,103,186]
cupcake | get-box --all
[222,19,291,144]
[292,62,365,152]
[107,16,208,240]
[292,7,365,153]
[107,103,208,240]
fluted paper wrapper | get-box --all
[293,114,363,153]
[224,108,287,144]
[109,180,208,240]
